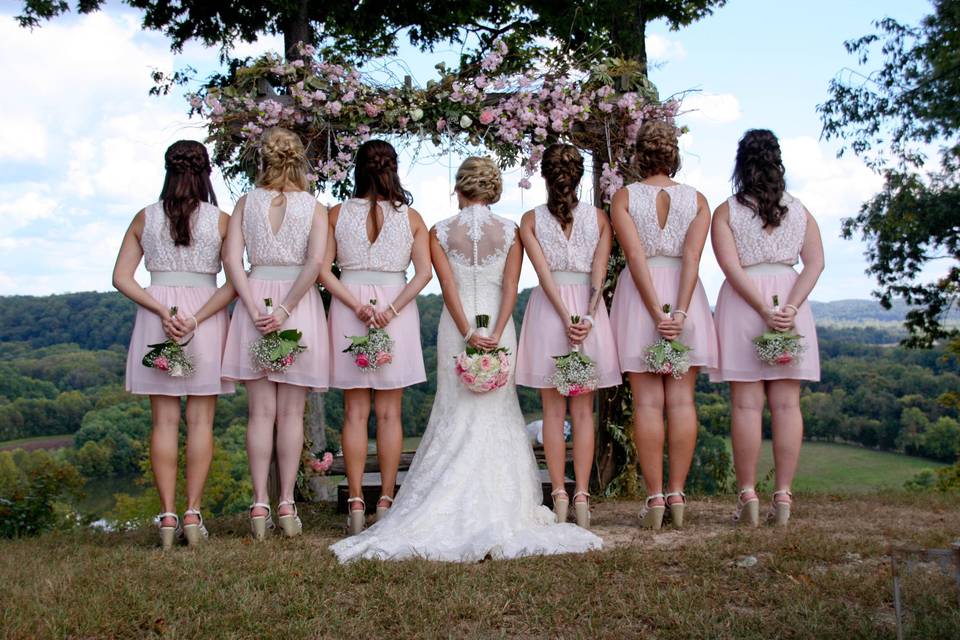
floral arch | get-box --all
[188,41,684,493]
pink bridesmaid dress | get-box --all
[328,198,426,390]
[710,193,820,382]
[609,182,718,372]
[516,202,621,388]
[125,201,234,396]
[221,188,329,390]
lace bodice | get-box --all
[626,182,698,258]
[141,201,222,274]
[727,193,808,266]
[242,188,318,266]
[534,201,598,273]
[335,198,413,272]
[435,205,517,319]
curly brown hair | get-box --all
[540,143,583,226]
[159,140,217,247]
[732,129,788,228]
[634,120,681,178]
[455,157,502,204]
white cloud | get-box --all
[0,115,48,161]
[780,136,883,218]
[0,189,59,230]
[646,34,686,62]
[681,93,742,124]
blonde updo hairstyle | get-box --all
[455,157,502,204]
[634,120,681,178]
[256,127,310,191]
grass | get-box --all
[2,493,959,639]
[750,440,947,493]
[0,434,73,452]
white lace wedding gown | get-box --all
[329,204,603,563]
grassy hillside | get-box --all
[1,494,958,639]
[753,441,947,493]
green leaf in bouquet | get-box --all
[669,340,692,353]
[475,314,490,328]
[278,329,303,342]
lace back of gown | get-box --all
[329,205,602,563]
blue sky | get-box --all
[0,0,936,300]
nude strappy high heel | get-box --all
[573,491,591,529]
[158,512,179,550]
[639,493,666,530]
[551,489,569,523]
[665,491,687,528]
[277,500,302,538]
[733,487,760,527]
[767,489,793,527]
[347,497,365,535]
[249,502,274,541]
[375,495,394,522]
[182,509,208,546]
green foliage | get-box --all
[906,461,960,492]
[71,401,152,476]
[819,0,960,349]
[0,293,135,349]
[0,449,84,538]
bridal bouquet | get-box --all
[644,304,692,379]
[753,295,806,366]
[344,299,394,371]
[142,307,195,377]
[549,315,599,397]
[454,314,511,393]
[250,298,307,373]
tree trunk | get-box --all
[282,0,315,59]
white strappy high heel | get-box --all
[639,493,666,530]
[182,509,208,546]
[158,512,180,550]
[767,489,793,527]
[346,496,365,535]
[551,489,569,523]
[665,491,687,528]
[249,502,274,541]
[375,495,394,522]
[733,487,760,527]
[573,491,591,529]
[277,500,302,538]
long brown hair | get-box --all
[732,129,788,228]
[540,143,583,227]
[159,140,217,246]
[353,140,412,236]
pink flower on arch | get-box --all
[479,110,495,125]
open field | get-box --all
[1,494,958,639]
[0,434,73,452]
[754,441,946,494]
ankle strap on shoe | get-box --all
[665,491,686,503]
[573,491,590,499]
[183,509,203,525]
[551,489,569,499]
[645,493,665,507]
[377,495,394,504]
[249,502,272,516]
[772,489,793,501]
[347,496,366,508]
[158,512,179,527]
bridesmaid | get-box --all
[321,140,431,535]
[711,129,824,527]
[221,127,328,539]
[113,140,234,548]
[609,120,718,529]
[517,143,620,529]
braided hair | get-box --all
[256,127,310,192]
[159,140,217,246]
[732,129,788,228]
[540,143,583,227]
[353,140,412,236]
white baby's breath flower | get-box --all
[459,115,473,128]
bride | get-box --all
[329,157,603,562]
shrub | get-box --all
[0,449,83,538]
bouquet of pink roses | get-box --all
[307,451,334,475]
[142,307,195,377]
[549,315,599,397]
[454,314,511,393]
[644,304,692,379]
[753,295,806,366]
[250,298,307,373]
[344,299,394,372]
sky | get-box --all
[0,0,936,301]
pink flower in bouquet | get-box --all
[568,384,584,397]
[479,355,493,371]
[498,351,509,367]
[154,356,169,371]
[281,354,295,367]
[496,371,509,387]
[355,353,370,368]
[482,379,497,392]
[662,362,673,375]
[461,372,476,385]
[775,353,794,365]
[375,351,392,366]
[456,353,469,370]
